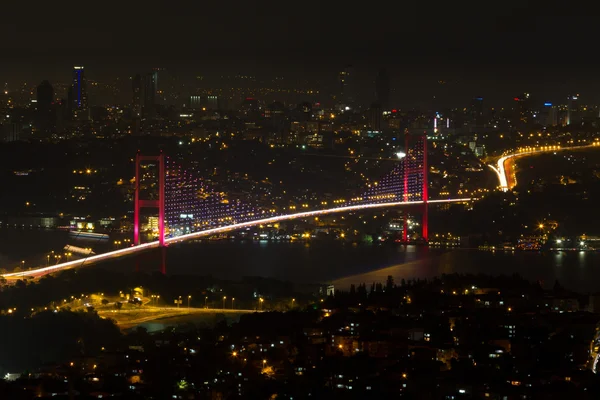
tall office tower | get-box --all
[71,66,89,119]
[470,96,484,128]
[152,68,165,104]
[567,94,580,125]
[143,72,156,119]
[540,102,558,127]
[375,68,390,109]
[35,80,55,138]
[368,102,383,133]
[513,93,532,126]
[338,64,355,108]
[132,74,143,118]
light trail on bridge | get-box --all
[489,142,600,192]
[2,198,471,279]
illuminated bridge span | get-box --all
[3,198,470,279]
[4,134,471,279]
[156,134,430,242]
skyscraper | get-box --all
[152,68,165,104]
[567,94,580,125]
[540,102,557,127]
[368,102,382,133]
[35,80,55,138]
[132,74,143,119]
[71,66,89,120]
[375,68,390,109]
[470,97,484,128]
[338,65,355,108]
[514,93,531,127]
[143,72,156,119]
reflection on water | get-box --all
[332,249,600,292]
[4,228,600,293]
[0,228,122,269]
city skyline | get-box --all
[2,3,600,107]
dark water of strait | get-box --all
[2,228,600,293]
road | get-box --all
[100,306,256,329]
[1,197,471,280]
[489,142,600,192]
[58,295,257,329]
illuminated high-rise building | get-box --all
[152,68,167,104]
[71,66,88,119]
[470,96,484,128]
[540,102,558,127]
[132,74,143,118]
[567,94,580,125]
[513,93,531,126]
[368,102,382,133]
[338,64,355,108]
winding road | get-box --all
[488,142,600,191]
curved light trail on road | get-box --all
[489,142,600,192]
[3,198,471,279]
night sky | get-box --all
[2,1,599,107]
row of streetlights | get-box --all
[171,295,271,310]
[46,251,72,267]
[113,239,131,248]
[150,293,275,311]
[175,295,194,308]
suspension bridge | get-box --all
[4,134,471,279]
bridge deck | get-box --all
[2,198,471,280]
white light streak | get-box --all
[2,198,471,279]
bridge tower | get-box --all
[134,152,166,273]
[403,132,428,242]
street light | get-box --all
[259,298,264,311]
[231,297,235,309]
[205,296,208,309]
[223,296,226,309]
[188,295,191,309]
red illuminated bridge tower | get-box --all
[133,152,166,273]
[401,132,428,242]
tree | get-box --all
[114,302,123,311]
[101,299,109,306]
[553,279,564,293]
[357,283,367,297]
[386,276,394,292]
